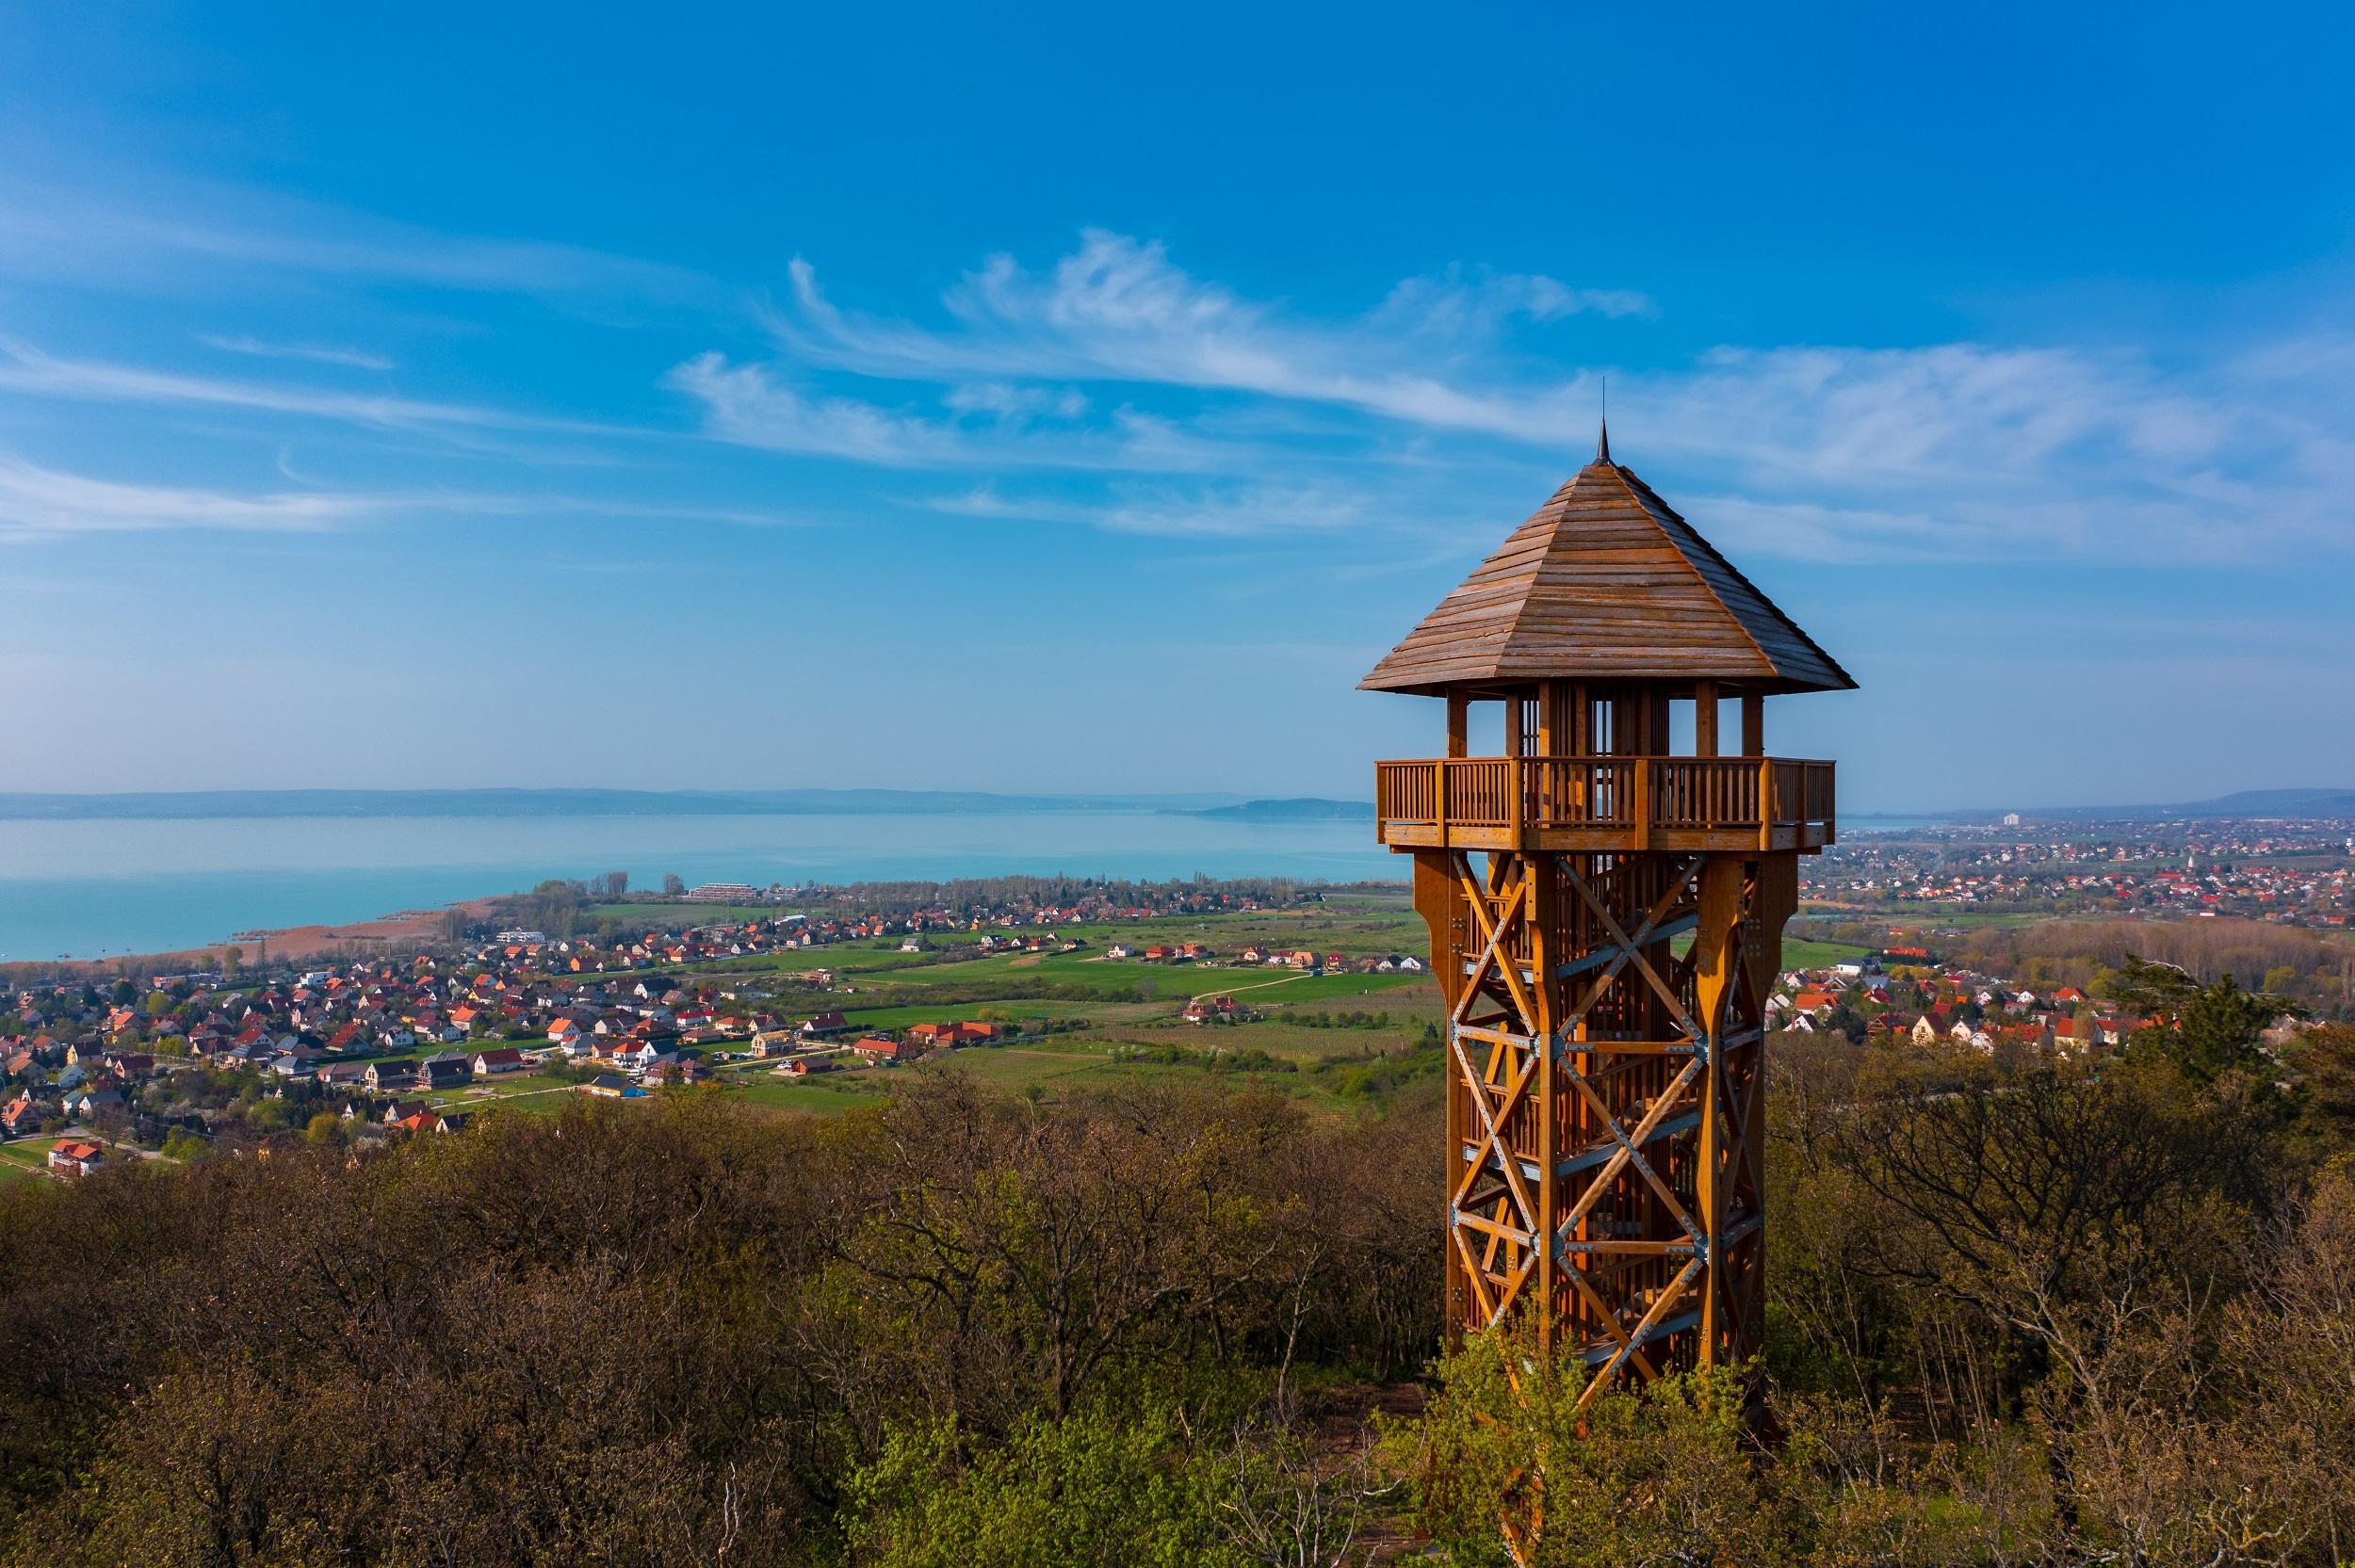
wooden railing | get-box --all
[1374,756,1835,848]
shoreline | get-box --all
[0,896,515,981]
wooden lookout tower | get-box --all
[1364,424,1852,1397]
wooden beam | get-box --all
[1741,693,1764,758]
[1694,679,1718,757]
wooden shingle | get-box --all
[1359,453,1854,695]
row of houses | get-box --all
[1104,943,1428,975]
[1766,957,2158,1055]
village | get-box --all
[0,881,1449,1178]
[1808,818,2355,926]
[1762,950,2165,1054]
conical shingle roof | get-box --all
[1359,456,1854,695]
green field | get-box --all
[0,1140,57,1175]
[423,1074,587,1113]
[720,1075,890,1113]
[587,901,780,926]
[1781,937,1874,970]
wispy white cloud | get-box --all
[751,230,2355,562]
[0,335,640,441]
[0,458,382,539]
[197,333,396,371]
[1613,341,2355,562]
[943,380,1090,423]
[662,352,966,465]
[0,454,820,541]
[932,481,1372,538]
[1370,264,1654,339]
[664,351,1256,474]
[0,170,721,311]
[771,231,1601,440]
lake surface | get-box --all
[0,813,1400,961]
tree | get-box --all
[662,874,687,897]
[304,1112,343,1147]
[1394,1332,1781,1568]
[2112,956,2282,1082]
[2288,1024,2355,1152]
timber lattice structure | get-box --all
[1362,426,1854,1399]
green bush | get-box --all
[846,1405,1243,1568]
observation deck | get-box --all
[1372,754,1835,855]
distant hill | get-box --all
[0,787,1253,821]
[1959,787,2355,823]
[1181,798,1375,822]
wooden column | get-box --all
[1446,692,1469,759]
[1695,679,1719,757]
[1692,857,1744,1361]
[1417,852,1468,1345]
[1740,693,1764,758]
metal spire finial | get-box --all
[1595,376,1611,464]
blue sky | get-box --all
[2,2,2351,813]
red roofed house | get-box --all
[853,1037,911,1065]
[48,1139,105,1176]
[472,1047,527,1075]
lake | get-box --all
[0,812,1400,961]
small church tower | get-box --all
[1363,426,1853,1399]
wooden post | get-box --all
[1695,679,1718,757]
[1417,852,1466,1345]
[1446,692,1469,759]
[1632,758,1652,851]
[1692,857,1743,1362]
[1741,693,1764,758]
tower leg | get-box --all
[1412,845,1796,1388]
